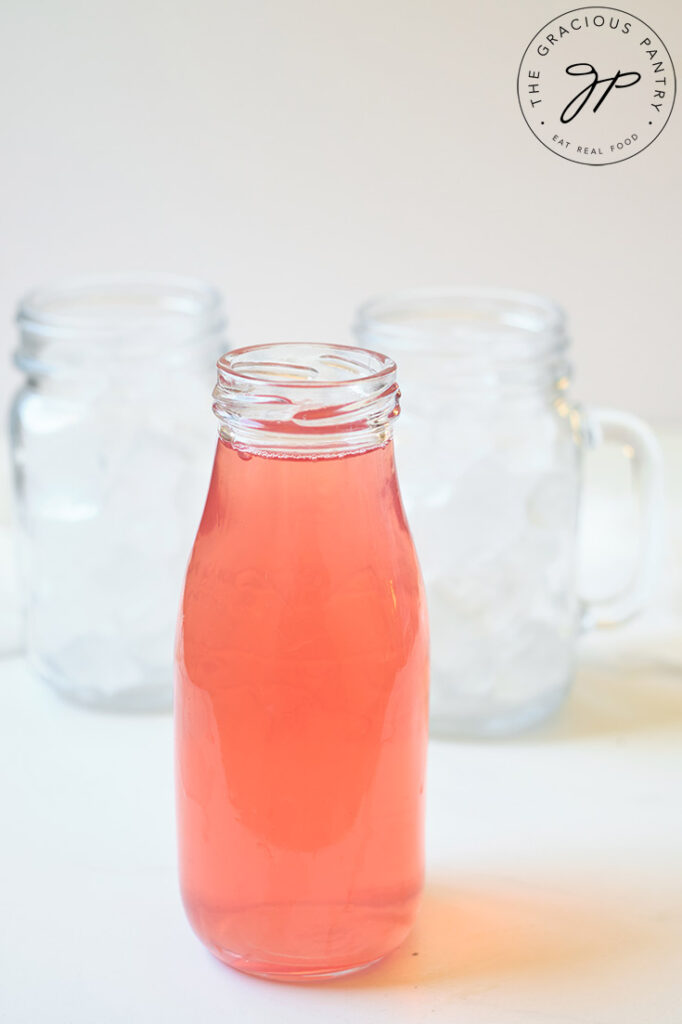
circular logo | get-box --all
[517,7,676,165]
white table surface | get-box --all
[2,432,682,1024]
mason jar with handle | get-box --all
[355,287,663,738]
[10,274,228,711]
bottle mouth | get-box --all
[354,286,570,390]
[15,273,227,375]
[213,343,400,457]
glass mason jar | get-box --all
[10,274,227,712]
[355,288,663,738]
[175,343,429,980]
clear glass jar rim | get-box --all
[213,343,400,457]
[17,272,225,336]
[15,273,228,375]
[355,285,568,350]
[218,342,396,387]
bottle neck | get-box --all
[212,343,400,458]
[205,436,406,545]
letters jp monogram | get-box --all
[560,63,642,123]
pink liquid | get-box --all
[175,438,429,978]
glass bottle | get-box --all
[355,287,662,738]
[10,274,227,711]
[175,343,429,980]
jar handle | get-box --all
[579,407,664,630]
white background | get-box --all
[0,0,680,421]
[1,7,682,1020]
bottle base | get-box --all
[210,945,387,982]
[183,890,421,983]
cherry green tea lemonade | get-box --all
[175,344,429,980]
